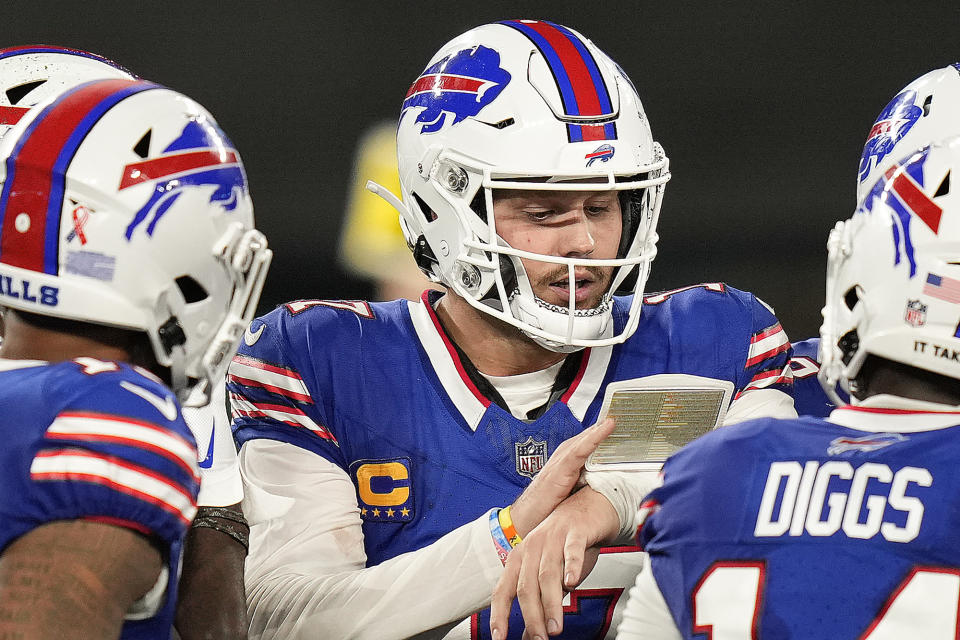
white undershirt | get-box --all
[479,360,565,419]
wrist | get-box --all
[507,494,536,539]
[569,487,621,545]
[584,469,661,543]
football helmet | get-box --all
[368,20,670,352]
[821,135,960,403]
[0,45,134,141]
[857,63,960,204]
[0,78,271,404]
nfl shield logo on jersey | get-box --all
[904,299,927,327]
[515,437,547,478]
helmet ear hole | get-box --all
[175,275,208,303]
[838,330,860,366]
[843,286,860,311]
[158,317,187,354]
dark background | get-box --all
[7,1,959,340]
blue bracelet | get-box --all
[488,508,512,565]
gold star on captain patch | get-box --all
[372,508,381,517]
[400,507,410,517]
[386,508,395,517]
[361,507,368,516]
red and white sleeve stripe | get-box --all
[30,449,197,526]
[735,364,794,400]
[46,411,199,481]
[230,392,338,445]
[746,323,790,367]
[229,354,314,404]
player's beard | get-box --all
[533,264,615,310]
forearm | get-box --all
[0,521,161,640]
[176,504,249,640]
[246,511,503,640]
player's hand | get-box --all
[508,418,615,538]
[490,487,620,640]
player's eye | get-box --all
[525,209,554,221]
[586,205,611,215]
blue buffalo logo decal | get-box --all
[401,45,511,134]
[858,90,922,185]
[120,119,246,239]
[862,147,942,278]
[585,144,615,167]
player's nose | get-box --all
[561,210,597,258]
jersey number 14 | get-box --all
[693,562,960,639]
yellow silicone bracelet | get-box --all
[498,505,523,548]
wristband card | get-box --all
[585,374,734,472]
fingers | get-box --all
[563,417,616,465]
[583,416,616,449]
[539,538,567,636]
[515,541,547,639]
[548,417,615,471]
[490,550,521,640]
[562,532,585,591]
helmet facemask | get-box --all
[153,221,271,406]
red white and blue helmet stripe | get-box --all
[0,79,157,274]
[500,20,617,143]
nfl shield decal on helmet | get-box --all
[401,45,511,134]
[515,436,547,479]
[859,89,923,185]
[904,299,928,326]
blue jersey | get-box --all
[638,406,960,639]
[230,284,792,639]
[0,358,199,639]
[789,338,848,417]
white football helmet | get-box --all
[0,45,134,141]
[821,135,960,404]
[0,78,271,405]
[368,20,669,352]
[857,63,960,204]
